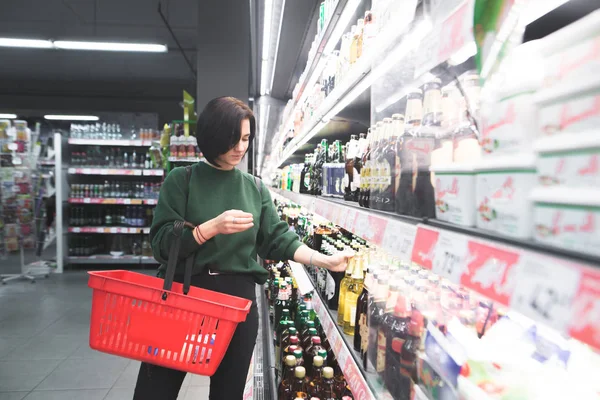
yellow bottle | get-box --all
[337,256,355,326]
[344,255,364,335]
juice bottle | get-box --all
[280,355,297,391]
[316,367,338,400]
[291,366,309,399]
[308,355,325,396]
[302,328,319,350]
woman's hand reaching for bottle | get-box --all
[293,245,354,272]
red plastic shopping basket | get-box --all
[87,270,252,376]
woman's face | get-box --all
[216,118,251,169]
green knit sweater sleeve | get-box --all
[150,167,203,263]
[256,183,303,261]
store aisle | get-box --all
[0,271,210,400]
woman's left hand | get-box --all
[321,250,355,272]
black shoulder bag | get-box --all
[160,167,263,300]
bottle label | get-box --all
[391,337,405,354]
[359,313,369,352]
[377,330,387,372]
[304,173,311,189]
[344,292,358,326]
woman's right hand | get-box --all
[211,209,254,235]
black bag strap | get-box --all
[253,175,264,227]
[161,166,194,300]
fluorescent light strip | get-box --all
[323,0,361,55]
[0,113,17,119]
[269,0,286,92]
[0,38,167,52]
[54,41,167,52]
[262,0,274,61]
[44,115,99,121]
[0,38,53,48]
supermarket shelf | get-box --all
[168,156,203,163]
[290,261,388,400]
[67,168,164,176]
[68,227,151,234]
[68,198,159,205]
[39,159,55,166]
[68,138,153,146]
[277,0,349,137]
[67,255,157,264]
[276,189,600,351]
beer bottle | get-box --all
[354,265,372,352]
[367,275,389,370]
[337,256,356,326]
[344,255,364,335]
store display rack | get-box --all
[68,198,158,205]
[67,255,157,265]
[273,188,600,354]
[68,138,153,147]
[67,167,164,176]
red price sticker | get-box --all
[568,267,600,350]
[461,241,520,306]
[431,231,469,284]
[343,360,372,400]
[510,255,581,334]
[411,226,440,269]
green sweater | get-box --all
[151,162,302,284]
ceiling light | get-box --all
[0,38,53,48]
[261,0,274,95]
[53,41,167,52]
[0,113,17,119]
[269,0,286,93]
[44,115,99,121]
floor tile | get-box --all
[0,337,29,359]
[36,357,128,390]
[182,386,210,399]
[103,387,135,400]
[0,359,62,391]
[188,374,210,387]
[4,335,81,360]
[23,389,108,400]
[112,361,141,389]
[0,393,28,400]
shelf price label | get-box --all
[83,198,91,204]
[381,220,417,262]
[411,226,440,270]
[568,267,600,350]
[460,241,520,306]
[343,360,372,400]
[431,231,469,284]
[510,255,581,334]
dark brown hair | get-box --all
[196,97,255,167]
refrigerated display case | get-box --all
[260,0,600,399]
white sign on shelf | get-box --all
[431,231,470,284]
[289,262,314,296]
[510,255,582,334]
[381,220,417,262]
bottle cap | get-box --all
[308,328,318,336]
[322,366,334,379]
[313,355,324,367]
[306,320,315,328]
[285,355,296,367]
[311,336,321,344]
[394,294,411,318]
[293,349,303,359]
[288,327,298,335]
[290,336,299,344]
[317,349,327,359]
[282,309,290,315]
[295,366,306,379]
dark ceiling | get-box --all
[0,0,318,125]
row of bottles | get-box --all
[265,259,355,400]
[69,206,153,227]
[70,181,160,199]
[68,234,152,257]
[71,147,159,169]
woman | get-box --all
[134,97,352,400]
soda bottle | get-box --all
[291,366,309,400]
[308,356,325,394]
[281,327,298,354]
[275,318,292,374]
[367,275,389,370]
[282,336,303,370]
[278,358,296,400]
[316,367,337,400]
[300,320,315,345]
[385,293,411,398]
[301,327,319,350]
[293,348,305,368]
[274,285,291,335]
[304,336,324,378]
[280,355,297,390]
[354,265,372,352]
[398,311,424,399]
[296,303,307,327]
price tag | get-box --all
[72,227,81,233]
[84,198,91,204]
[431,231,469,284]
[83,168,91,174]
[68,168,75,174]
[381,220,417,262]
[569,267,600,350]
[110,228,118,233]
[289,262,314,296]
[510,255,581,333]
[124,199,131,205]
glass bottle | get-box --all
[344,135,358,201]
[360,126,374,208]
[367,275,389,370]
[370,121,385,209]
[337,256,355,326]
[379,117,398,212]
[384,293,412,398]
[352,132,366,202]
[343,255,364,335]
[398,311,424,398]
[354,264,371,352]
[376,283,400,379]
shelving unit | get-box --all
[62,133,162,268]
[273,188,600,353]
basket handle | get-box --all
[162,221,194,300]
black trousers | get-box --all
[133,271,259,400]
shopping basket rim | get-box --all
[87,270,252,313]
